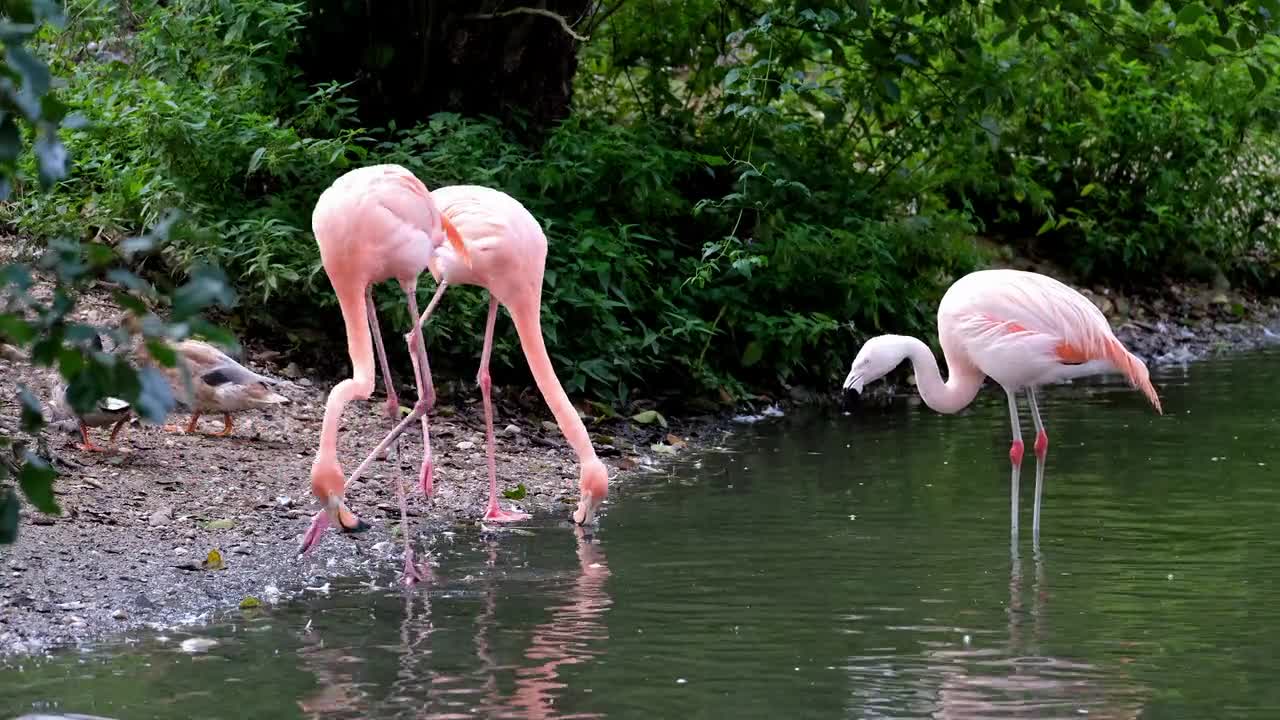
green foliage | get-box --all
[6,0,1280,419]
[0,0,233,544]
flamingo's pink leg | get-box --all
[1027,387,1048,543]
[342,281,450,494]
[366,286,400,422]
[407,281,449,496]
[1006,389,1023,543]
[478,296,529,523]
[413,280,450,412]
[390,282,442,585]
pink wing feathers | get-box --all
[942,270,1162,413]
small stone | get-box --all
[180,637,218,653]
[112,608,128,620]
[282,362,303,379]
[275,495,293,507]
[149,507,173,526]
[498,423,521,438]
[0,343,25,362]
[57,601,85,611]
[457,440,475,451]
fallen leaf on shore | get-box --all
[631,410,668,428]
[502,483,528,500]
[202,548,225,571]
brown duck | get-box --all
[158,339,290,436]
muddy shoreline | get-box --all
[3,269,1280,659]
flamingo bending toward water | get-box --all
[301,164,471,582]
[336,184,609,531]
[842,269,1162,540]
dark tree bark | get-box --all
[295,0,595,143]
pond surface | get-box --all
[4,350,1280,719]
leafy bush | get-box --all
[0,0,233,543]
[6,0,1279,411]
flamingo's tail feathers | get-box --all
[441,215,472,269]
[1105,339,1162,414]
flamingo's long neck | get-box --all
[318,283,376,465]
[902,336,983,415]
[510,302,598,466]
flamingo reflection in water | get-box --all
[292,528,608,718]
[507,526,611,719]
[921,548,1151,720]
[468,525,612,719]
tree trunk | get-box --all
[295,0,594,143]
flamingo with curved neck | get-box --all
[843,269,1162,542]
[336,184,608,530]
[301,164,471,584]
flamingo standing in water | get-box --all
[301,164,472,582]
[842,269,1162,541]
[338,184,609,529]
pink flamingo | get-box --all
[300,164,472,582]
[842,268,1162,540]
[355,183,609,529]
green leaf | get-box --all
[741,340,764,367]
[6,44,50,99]
[1080,182,1099,197]
[18,451,59,515]
[630,409,668,428]
[1175,3,1207,26]
[0,115,20,163]
[119,236,156,259]
[878,76,901,103]
[1036,217,1056,235]
[106,268,150,292]
[501,482,528,500]
[17,385,45,433]
[0,313,35,344]
[134,367,176,423]
[1247,62,1267,93]
[246,146,267,176]
[0,487,18,545]
[145,338,178,367]
[171,263,236,319]
[33,128,68,187]
[1176,35,1207,61]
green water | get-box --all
[4,350,1280,719]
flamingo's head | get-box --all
[843,335,909,394]
[572,458,609,526]
[301,457,368,553]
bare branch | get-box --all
[466,7,590,42]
